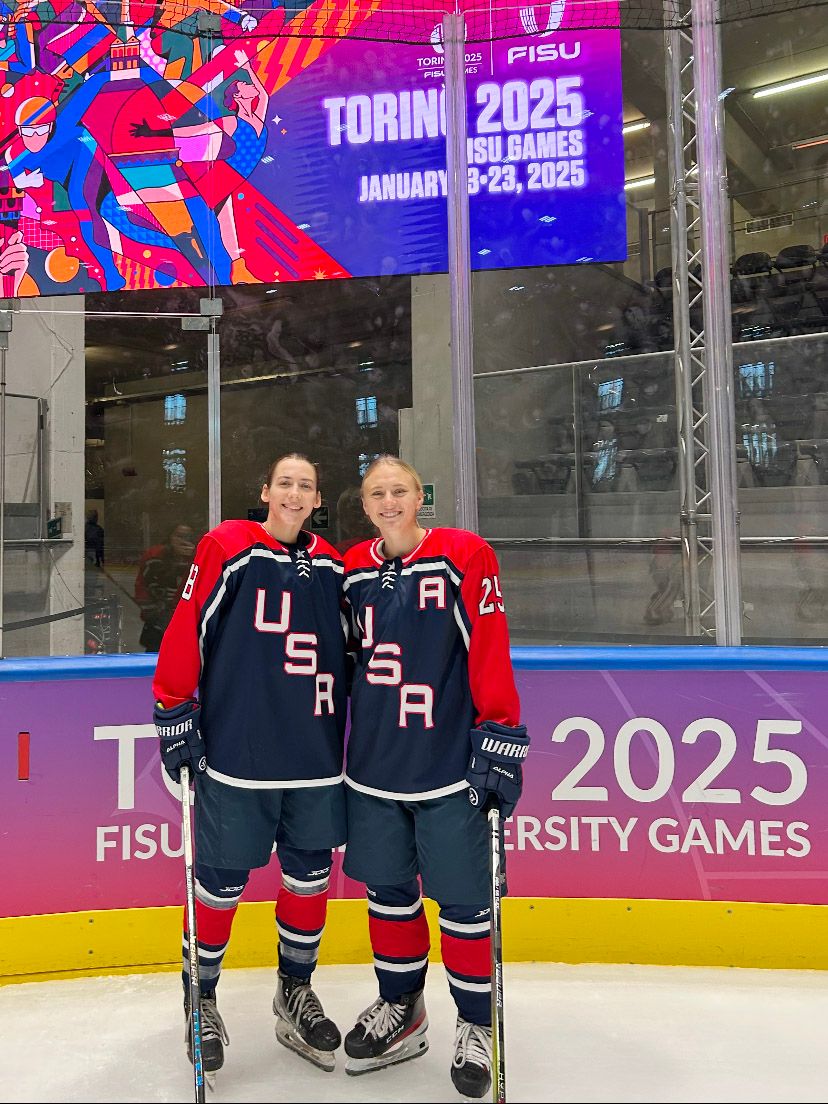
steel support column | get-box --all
[665,0,742,644]
[443,13,479,532]
[692,0,742,645]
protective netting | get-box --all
[2,0,828,46]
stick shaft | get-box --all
[180,765,205,1104]
[488,805,507,1104]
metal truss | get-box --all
[664,0,743,644]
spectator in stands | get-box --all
[135,523,197,651]
[84,509,105,568]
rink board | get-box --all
[3,647,828,981]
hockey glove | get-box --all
[466,721,530,819]
[154,700,206,783]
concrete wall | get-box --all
[399,273,457,527]
[2,297,85,657]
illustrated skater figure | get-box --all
[341,456,529,1099]
[152,454,348,1080]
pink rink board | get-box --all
[2,665,828,918]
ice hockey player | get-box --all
[152,454,348,1079]
[341,456,529,1099]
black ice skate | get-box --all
[344,989,429,1076]
[450,1016,492,1099]
[272,970,341,1072]
[184,991,229,1088]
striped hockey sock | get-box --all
[439,903,492,1026]
[275,845,333,980]
[367,880,431,1002]
[183,863,248,997]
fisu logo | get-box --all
[519,1,567,36]
[429,20,468,54]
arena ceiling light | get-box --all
[752,70,828,99]
[624,175,655,190]
[622,119,651,135]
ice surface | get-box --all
[3,961,828,1103]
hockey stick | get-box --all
[488,804,507,1104]
[180,764,206,1104]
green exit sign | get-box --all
[419,483,436,519]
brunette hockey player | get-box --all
[341,456,529,1099]
[152,454,348,1079]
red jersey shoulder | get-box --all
[308,532,344,564]
[423,528,491,570]
[344,538,381,573]
[203,519,265,559]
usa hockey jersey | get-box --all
[343,528,521,800]
[153,521,347,788]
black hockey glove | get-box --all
[466,720,530,819]
[154,700,206,783]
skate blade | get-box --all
[345,1036,429,1077]
[275,1020,336,1073]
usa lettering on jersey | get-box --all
[152,520,347,789]
[342,528,521,800]
[253,587,335,715]
[364,631,435,728]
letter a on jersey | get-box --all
[418,576,447,609]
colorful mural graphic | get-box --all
[0,1,626,296]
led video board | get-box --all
[0,1,625,295]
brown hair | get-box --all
[360,455,423,495]
[265,453,321,491]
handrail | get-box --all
[3,645,828,682]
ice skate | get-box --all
[184,991,229,1089]
[344,989,429,1076]
[272,970,341,1072]
[450,1016,492,1099]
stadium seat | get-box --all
[512,454,574,495]
[813,243,828,317]
[769,245,820,333]
[775,244,818,274]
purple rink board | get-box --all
[2,665,827,918]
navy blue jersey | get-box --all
[153,521,347,789]
[343,528,520,801]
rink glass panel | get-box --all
[722,16,828,643]
[217,278,413,549]
[83,297,210,656]
[6,20,828,656]
[472,29,688,646]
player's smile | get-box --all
[361,462,427,558]
[261,457,321,542]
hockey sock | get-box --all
[183,863,249,997]
[439,903,492,1026]
[275,845,333,981]
[367,880,431,1002]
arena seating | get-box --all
[509,240,828,495]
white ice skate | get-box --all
[343,990,429,1076]
[272,970,341,1072]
